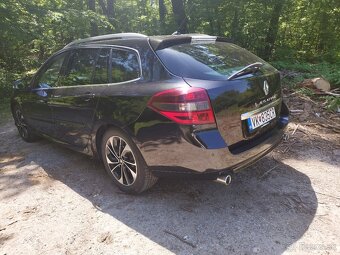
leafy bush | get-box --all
[271,61,340,88]
[323,96,340,112]
[0,69,17,98]
[0,97,11,124]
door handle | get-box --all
[37,99,48,104]
[82,92,95,101]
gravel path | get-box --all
[0,118,339,255]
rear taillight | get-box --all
[147,87,216,125]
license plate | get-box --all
[247,107,276,132]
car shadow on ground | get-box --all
[0,126,318,254]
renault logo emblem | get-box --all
[263,80,269,96]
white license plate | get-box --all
[247,107,276,131]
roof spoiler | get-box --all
[149,34,234,51]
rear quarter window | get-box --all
[111,49,140,83]
[156,42,276,81]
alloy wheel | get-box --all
[15,109,28,139]
[105,136,137,186]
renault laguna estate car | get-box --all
[11,33,289,193]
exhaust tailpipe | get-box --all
[216,175,232,186]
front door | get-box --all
[22,52,67,136]
[50,47,110,148]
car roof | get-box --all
[64,33,226,50]
[64,33,148,48]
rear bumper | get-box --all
[143,125,286,177]
[133,104,288,177]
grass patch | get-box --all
[323,96,340,113]
[271,61,340,89]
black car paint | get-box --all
[184,72,282,144]
[11,35,289,178]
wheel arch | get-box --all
[91,122,136,161]
[10,99,20,115]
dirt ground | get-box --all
[1,94,340,255]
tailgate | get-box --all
[184,72,282,145]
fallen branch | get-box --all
[7,220,18,226]
[299,94,317,104]
[291,124,300,136]
[164,230,197,248]
[290,109,304,113]
[315,192,340,201]
[295,126,310,135]
[259,165,280,179]
[315,91,340,97]
[312,123,340,133]
[283,141,297,154]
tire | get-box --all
[100,128,158,194]
[13,105,38,142]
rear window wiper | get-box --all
[227,62,264,80]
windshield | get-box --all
[156,42,276,81]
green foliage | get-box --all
[0,98,11,124]
[272,61,340,88]
[295,87,315,97]
[272,60,340,112]
[323,96,340,112]
[0,0,339,99]
[281,75,305,89]
[0,69,18,98]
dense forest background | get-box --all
[0,0,340,99]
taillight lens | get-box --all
[148,87,216,125]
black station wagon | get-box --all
[11,33,289,193]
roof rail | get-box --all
[64,33,147,48]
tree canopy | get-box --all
[0,0,339,97]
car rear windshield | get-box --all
[155,42,275,81]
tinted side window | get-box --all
[62,48,98,86]
[36,53,66,88]
[111,49,140,83]
[93,48,110,84]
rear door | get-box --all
[50,47,110,148]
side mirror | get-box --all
[13,75,33,90]
[13,79,26,90]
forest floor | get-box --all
[0,93,339,255]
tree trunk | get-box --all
[98,0,116,32]
[300,78,331,92]
[88,0,98,36]
[140,0,147,16]
[209,19,214,34]
[230,9,240,42]
[317,2,329,54]
[171,0,188,34]
[262,0,285,60]
[159,0,166,33]
[107,0,115,25]
[98,0,107,15]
